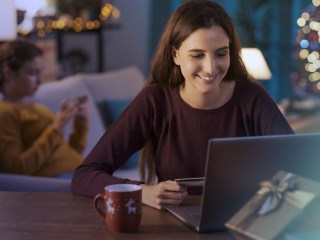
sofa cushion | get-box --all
[82,66,144,169]
[103,98,131,124]
[33,74,105,158]
[102,98,140,169]
[0,173,71,192]
[82,66,145,102]
[81,66,144,128]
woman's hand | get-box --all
[74,104,89,124]
[141,180,188,210]
[52,96,88,134]
[74,95,89,121]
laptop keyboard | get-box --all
[187,213,200,221]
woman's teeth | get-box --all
[198,75,215,81]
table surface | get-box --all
[0,192,233,240]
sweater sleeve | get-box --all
[69,117,88,154]
[246,82,294,135]
[0,105,65,175]
[71,87,156,197]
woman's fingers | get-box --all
[141,181,188,210]
[53,96,89,133]
[59,98,69,111]
[156,181,187,199]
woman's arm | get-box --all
[250,83,295,135]
[70,97,150,197]
[0,107,65,175]
[69,100,89,153]
[71,85,190,208]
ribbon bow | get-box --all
[256,173,297,215]
[237,173,316,230]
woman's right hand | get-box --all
[52,98,79,134]
[141,181,188,210]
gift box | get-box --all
[225,171,320,240]
[285,230,320,240]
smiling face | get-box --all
[173,25,230,96]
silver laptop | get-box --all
[166,133,320,232]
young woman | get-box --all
[0,39,89,179]
[71,0,294,209]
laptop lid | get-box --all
[167,133,320,232]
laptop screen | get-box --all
[199,133,320,232]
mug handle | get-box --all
[93,193,105,219]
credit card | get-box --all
[175,177,205,187]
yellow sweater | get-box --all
[0,102,88,177]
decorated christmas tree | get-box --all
[293,0,320,96]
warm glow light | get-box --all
[86,21,95,30]
[310,21,320,31]
[37,20,45,29]
[307,52,318,62]
[307,63,317,72]
[300,49,309,59]
[57,20,65,29]
[302,25,311,34]
[0,0,17,40]
[112,7,121,19]
[314,59,320,68]
[241,48,272,80]
[101,4,113,17]
[74,17,83,25]
[302,12,310,21]
[312,51,320,59]
[313,0,320,7]
[305,63,310,72]
[18,2,121,38]
[309,72,320,81]
[297,18,306,27]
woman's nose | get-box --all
[203,57,216,74]
[36,74,42,85]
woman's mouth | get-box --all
[196,74,217,82]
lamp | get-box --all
[0,0,17,40]
[241,48,272,80]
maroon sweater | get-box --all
[71,80,294,197]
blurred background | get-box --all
[2,0,320,120]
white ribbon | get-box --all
[257,173,315,215]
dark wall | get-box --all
[215,0,310,101]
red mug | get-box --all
[93,184,142,233]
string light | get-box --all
[29,3,120,38]
[294,2,320,92]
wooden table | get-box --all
[0,192,233,240]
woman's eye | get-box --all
[216,51,228,58]
[191,54,203,59]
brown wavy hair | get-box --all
[140,0,251,183]
[0,39,43,93]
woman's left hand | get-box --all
[141,180,188,210]
[74,95,89,121]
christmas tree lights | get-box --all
[293,0,320,94]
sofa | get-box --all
[0,66,144,192]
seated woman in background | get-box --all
[71,0,294,209]
[0,39,89,179]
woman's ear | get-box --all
[171,47,180,66]
[2,65,14,79]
